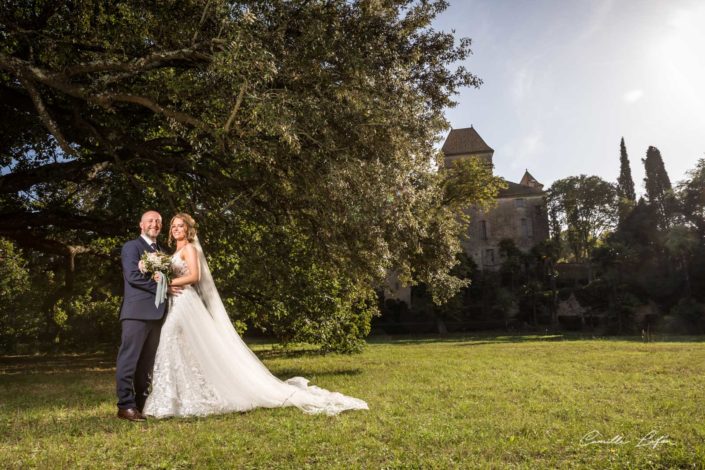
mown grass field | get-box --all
[1,335,704,469]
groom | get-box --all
[115,210,181,421]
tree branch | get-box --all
[192,0,213,45]
[0,159,111,193]
[100,93,206,129]
[224,80,248,133]
[62,47,211,77]
[17,74,76,157]
[0,211,116,235]
[0,52,208,132]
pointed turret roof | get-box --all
[519,169,543,190]
[441,126,494,156]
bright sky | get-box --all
[433,0,705,193]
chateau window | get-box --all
[515,198,526,208]
[521,219,534,238]
[485,249,495,265]
[521,218,529,238]
[479,220,488,240]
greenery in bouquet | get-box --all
[138,251,174,283]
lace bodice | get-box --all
[171,250,190,277]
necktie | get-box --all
[150,243,157,252]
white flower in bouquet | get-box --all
[139,251,174,282]
[139,251,174,306]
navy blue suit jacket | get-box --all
[120,237,168,321]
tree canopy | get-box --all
[677,158,705,240]
[547,175,617,262]
[0,0,499,352]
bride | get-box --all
[143,213,368,418]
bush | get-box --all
[572,280,610,311]
[657,315,692,335]
[0,239,33,353]
[52,290,123,348]
[670,298,705,332]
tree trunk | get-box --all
[65,250,76,292]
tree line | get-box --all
[385,138,705,335]
[2,2,700,352]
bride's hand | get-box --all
[153,272,162,282]
[168,285,183,296]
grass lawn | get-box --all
[1,334,704,469]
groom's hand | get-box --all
[168,286,183,296]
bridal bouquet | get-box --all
[139,251,174,307]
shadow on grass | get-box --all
[586,335,705,343]
[271,368,364,381]
[0,352,116,375]
[367,332,705,346]
[255,347,325,359]
[366,333,567,345]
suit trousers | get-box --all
[115,318,162,410]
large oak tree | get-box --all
[0,0,502,351]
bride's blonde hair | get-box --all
[168,213,197,247]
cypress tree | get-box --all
[617,137,636,201]
[642,146,673,229]
[616,137,636,224]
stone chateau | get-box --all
[443,126,549,270]
[385,126,549,305]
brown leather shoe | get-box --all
[117,408,146,422]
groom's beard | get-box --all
[143,229,161,241]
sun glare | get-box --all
[648,6,705,120]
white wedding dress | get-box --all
[142,239,368,418]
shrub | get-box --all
[670,298,705,332]
[53,290,123,348]
[0,239,33,353]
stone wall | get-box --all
[462,194,549,269]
